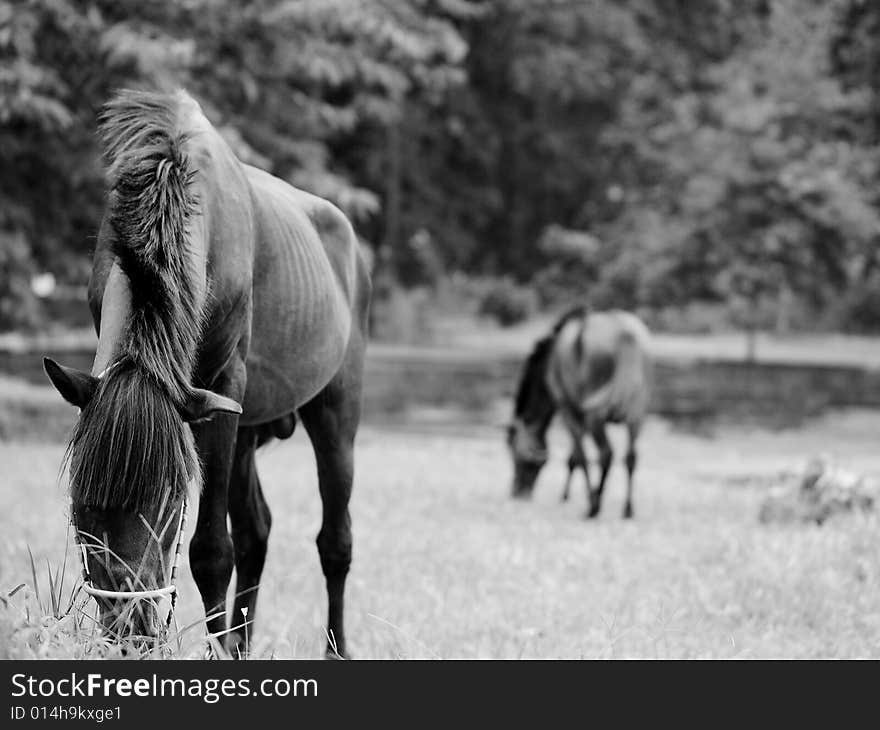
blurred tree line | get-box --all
[2,0,879,333]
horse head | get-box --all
[506,419,550,498]
[44,356,240,640]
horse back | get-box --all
[240,165,368,426]
[549,310,652,423]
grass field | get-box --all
[3,408,880,659]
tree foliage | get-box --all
[2,0,879,332]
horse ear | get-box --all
[180,388,243,423]
[43,357,98,409]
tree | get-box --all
[4,0,880,334]
[0,0,474,329]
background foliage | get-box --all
[2,0,879,333]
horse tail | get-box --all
[580,329,650,423]
[551,304,590,335]
[97,90,202,400]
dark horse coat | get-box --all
[44,90,370,657]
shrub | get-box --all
[839,276,880,334]
[477,277,537,327]
[369,282,434,344]
[0,231,42,332]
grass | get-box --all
[3,408,880,658]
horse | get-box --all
[43,89,370,658]
[506,306,652,519]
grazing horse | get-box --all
[43,89,370,658]
[506,307,652,519]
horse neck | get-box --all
[91,262,131,377]
[518,350,557,438]
[182,145,255,386]
[91,224,209,399]
[93,90,220,393]
[526,396,556,441]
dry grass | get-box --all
[3,410,880,658]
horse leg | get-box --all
[590,423,614,518]
[562,440,587,503]
[561,453,574,502]
[557,407,587,504]
[190,414,239,644]
[225,427,271,657]
[300,363,362,659]
[623,422,640,519]
[189,365,245,647]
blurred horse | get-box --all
[507,307,652,518]
[43,89,370,657]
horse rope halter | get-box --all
[511,421,549,465]
[72,499,188,631]
[520,438,549,465]
[70,360,188,630]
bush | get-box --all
[0,231,42,332]
[477,277,537,327]
[642,301,732,334]
[839,276,880,334]
[369,283,434,344]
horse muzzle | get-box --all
[73,498,188,637]
[511,459,544,499]
[98,596,163,640]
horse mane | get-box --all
[68,90,205,510]
[67,362,199,510]
[513,305,589,418]
[99,89,203,401]
[513,336,554,417]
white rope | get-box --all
[82,584,176,600]
[74,497,188,628]
[95,361,119,380]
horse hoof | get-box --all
[586,508,600,519]
[622,507,634,519]
[225,632,247,659]
[325,646,349,660]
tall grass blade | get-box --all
[58,522,71,610]
[176,610,225,640]
[26,546,42,611]
[46,559,59,617]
